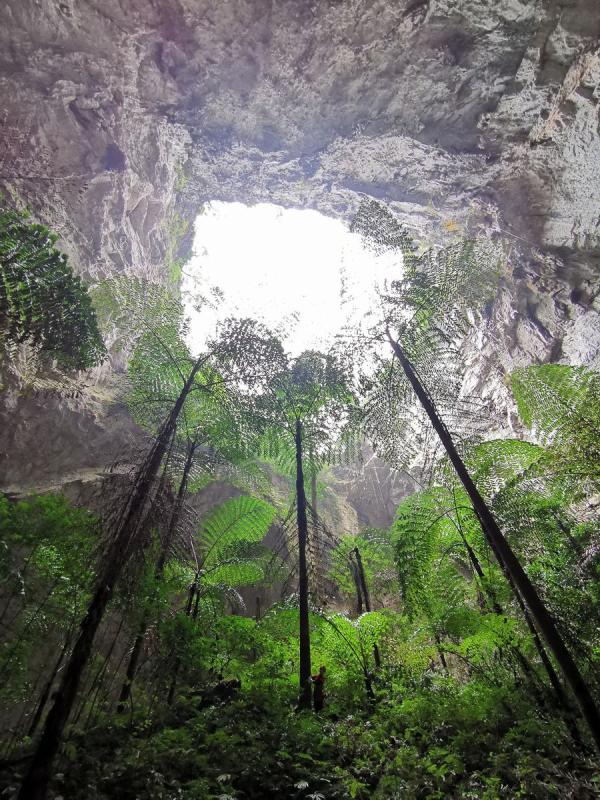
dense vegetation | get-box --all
[0,203,599,798]
[0,206,105,371]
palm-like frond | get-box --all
[202,540,271,588]
[458,439,546,502]
[317,610,394,674]
[353,201,502,476]
[0,205,106,369]
[197,496,276,562]
[240,346,361,472]
[511,365,600,490]
[391,489,446,614]
[352,199,502,326]
[199,583,246,613]
[90,275,184,357]
[189,496,280,605]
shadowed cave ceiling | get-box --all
[0,0,599,526]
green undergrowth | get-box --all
[31,678,600,800]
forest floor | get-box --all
[3,676,599,800]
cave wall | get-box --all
[1,0,599,516]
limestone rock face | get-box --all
[1,0,599,494]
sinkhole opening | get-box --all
[182,201,400,355]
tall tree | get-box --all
[18,353,207,800]
[17,315,274,798]
[166,494,277,703]
[352,547,381,668]
[391,463,583,734]
[214,323,358,708]
[116,320,264,710]
[354,201,600,749]
[319,611,391,701]
[329,529,397,615]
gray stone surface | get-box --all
[1,0,599,509]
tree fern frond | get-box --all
[197,496,276,569]
[0,205,106,370]
[512,365,600,489]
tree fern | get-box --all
[0,205,105,370]
[352,202,600,747]
[187,497,276,600]
[391,487,462,618]
[511,364,600,490]
[434,438,600,688]
[210,324,361,707]
[202,541,271,589]
[197,495,276,561]
[354,200,501,474]
[90,275,184,358]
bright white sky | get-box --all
[182,202,401,356]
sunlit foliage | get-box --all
[1,210,599,799]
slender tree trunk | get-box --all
[117,439,198,712]
[27,632,72,738]
[433,632,448,672]
[18,358,205,800]
[167,573,198,705]
[386,331,600,750]
[295,418,312,709]
[357,639,376,703]
[115,630,145,714]
[192,589,201,620]
[487,538,582,741]
[364,670,376,701]
[456,522,556,702]
[352,547,381,669]
[462,521,581,743]
[156,439,197,578]
[88,639,130,728]
[74,614,125,727]
[350,558,364,614]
